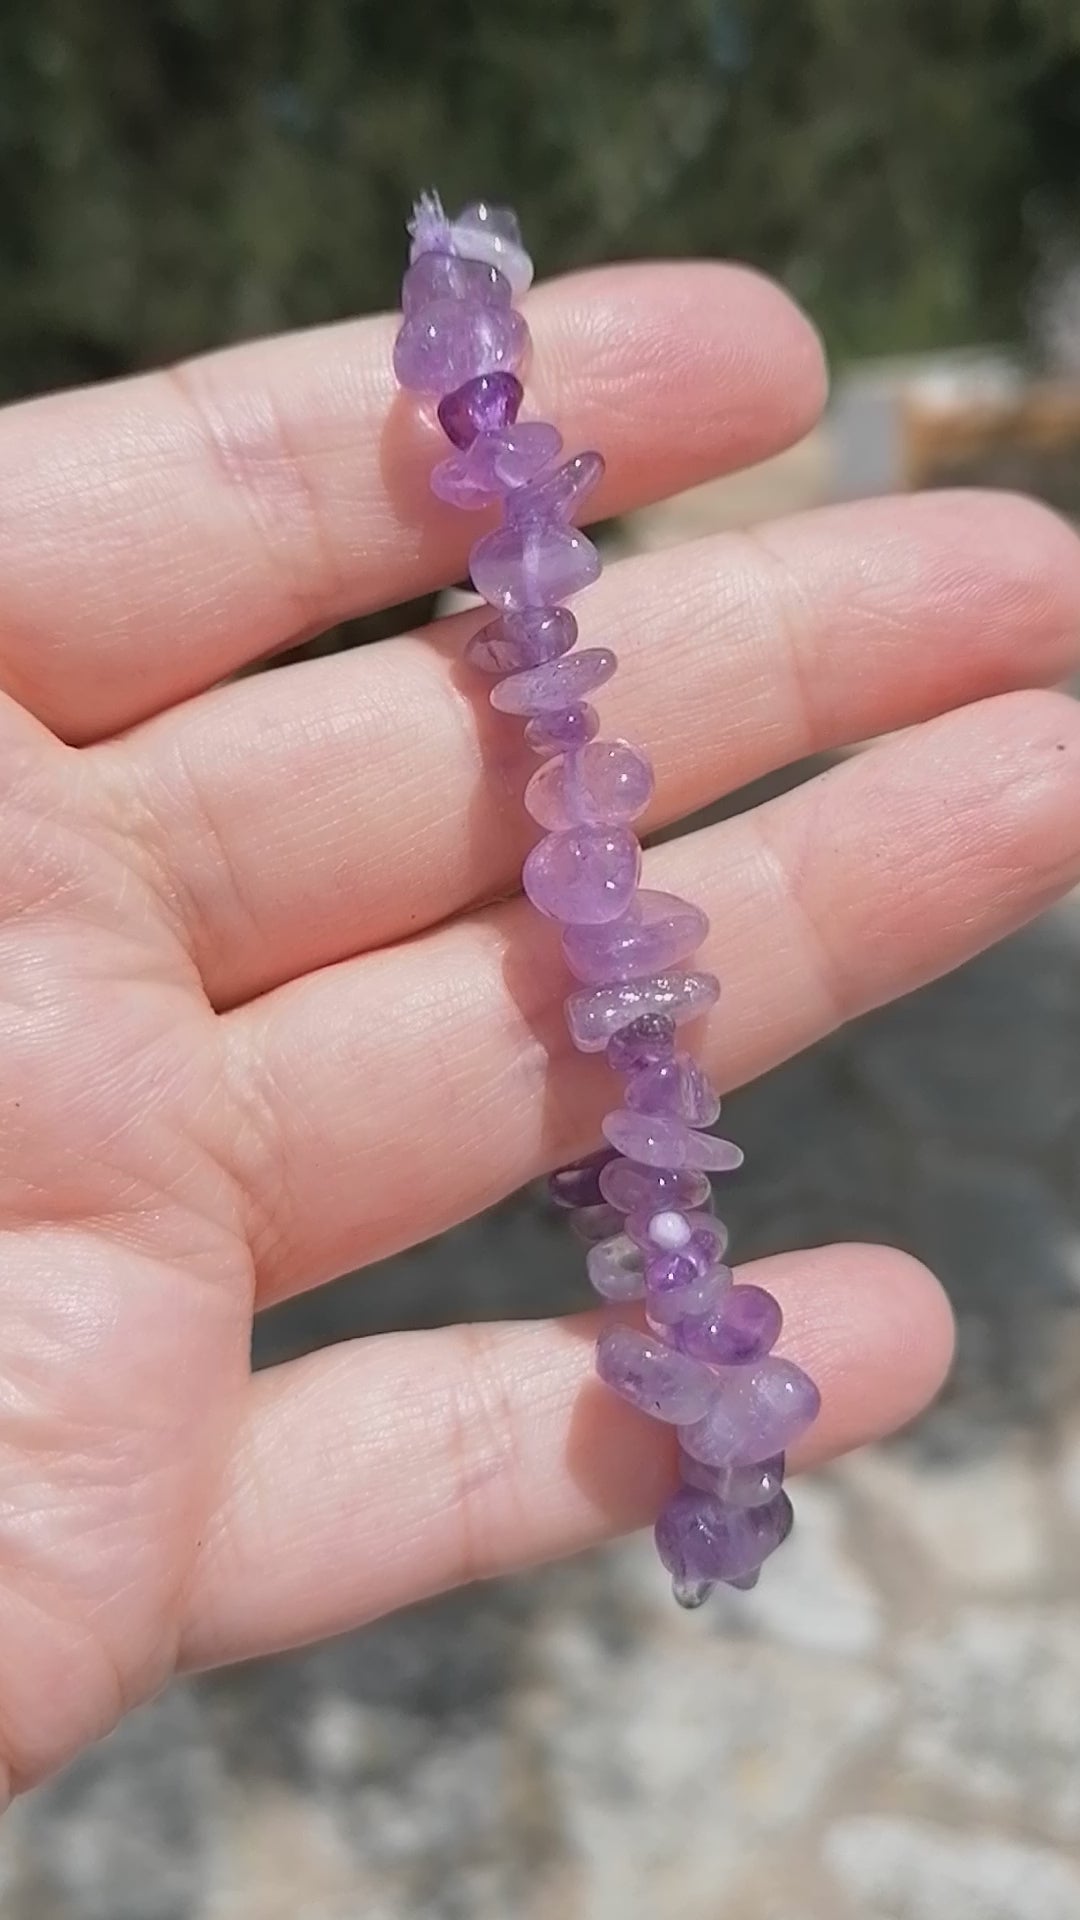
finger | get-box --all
[221,688,1080,1304]
[178,1243,954,1668]
[115,489,1080,1007]
[0,264,825,742]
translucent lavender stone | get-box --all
[490,424,564,490]
[678,1449,785,1508]
[490,648,616,715]
[645,1229,725,1287]
[393,300,529,394]
[679,1359,821,1469]
[470,522,602,610]
[523,826,640,925]
[595,1326,715,1425]
[605,1014,677,1073]
[524,740,654,832]
[561,890,708,986]
[601,1110,743,1173]
[586,1234,645,1302]
[624,1052,720,1126]
[569,1202,626,1246]
[598,1158,711,1213]
[672,1577,717,1610]
[449,200,534,296]
[645,1260,731,1328]
[437,372,523,448]
[402,252,511,317]
[673,1286,783,1366]
[655,1487,794,1585]
[547,1148,618,1211]
[565,971,721,1053]
[465,607,577,676]
[431,423,561,508]
[504,451,605,525]
[524,704,600,753]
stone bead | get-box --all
[524,740,654,832]
[430,423,562,509]
[504,451,605,525]
[598,1158,712,1214]
[547,1148,618,1211]
[605,1013,677,1073]
[437,372,523,448]
[564,970,721,1053]
[470,522,602,610]
[673,1286,783,1366]
[523,826,640,925]
[601,1109,743,1172]
[490,424,565,490]
[679,1358,821,1469]
[561,890,708,986]
[672,1577,717,1610]
[393,300,528,394]
[465,608,577,676]
[595,1326,715,1425]
[678,1449,785,1508]
[449,200,534,295]
[627,1207,727,1261]
[490,649,617,715]
[645,1260,731,1328]
[524,704,600,753]
[402,251,511,317]
[586,1234,645,1302]
[655,1487,794,1585]
[644,1228,725,1287]
[624,1052,720,1126]
[569,1202,626,1246]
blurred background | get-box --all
[3,5,1080,1918]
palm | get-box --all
[0,262,1078,1798]
[0,756,252,1783]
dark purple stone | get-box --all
[673,1286,784,1366]
[547,1148,619,1211]
[606,1014,677,1074]
[437,372,524,449]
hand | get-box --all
[0,262,1077,1796]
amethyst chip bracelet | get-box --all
[393,194,820,1605]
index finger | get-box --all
[0,263,825,741]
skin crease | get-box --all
[0,261,1077,1797]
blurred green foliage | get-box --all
[0,0,1079,400]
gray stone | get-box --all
[526,1543,897,1917]
[844,1444,1050,1595]
[900,1608,1080,1841]
[3,1687,221,1920]
[824,1816,1080,1920]
[739,1476,885,1656]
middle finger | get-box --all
[112,488,1080,1007]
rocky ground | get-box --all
[5,446,1080,1919]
